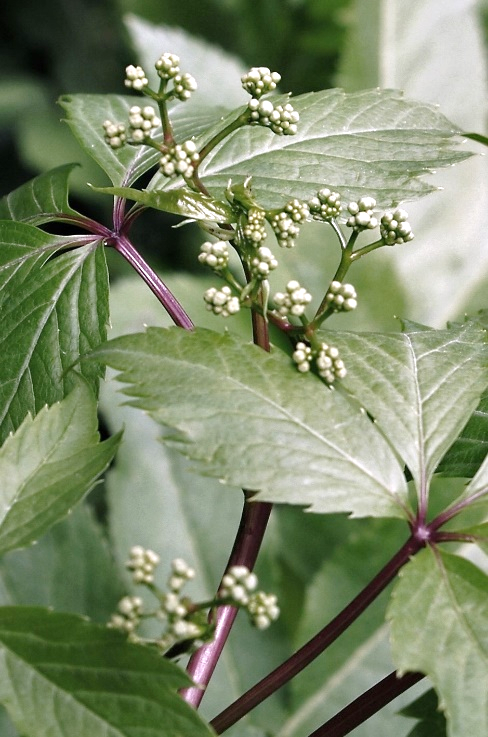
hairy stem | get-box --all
[108,233,194,329]
[181,301,273,708]
[211,534,422,733]
[307,670,424,737]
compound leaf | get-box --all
[0,607,214,737]
[388,548,488,737]
[194,88,471,209]
[90,327,409,520]
[0,165,81,226]
[323,323,488,499]
[0,221,108,444]
[0,381,120,554]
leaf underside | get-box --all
[89,326,409,520]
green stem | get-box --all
[310,231,358,329]
[197,110,251,167]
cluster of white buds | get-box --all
[345,196,378,231]
[247,592,280,630]
[308,188,342,220]
[250,246,278,279]
[204,286,240,317]
[270,199,309,248]
[154,53,197,101]
[324,281,358,312]
[380,208,414,245]
[241,67,281,97]
[103,120,127,149]
[198,240,230,270]
[292,341,313,372]
[220,565,258,606]
[243,207,267,244]
[108,595,143,633]
[173,73,198,101]
[128,105,161,142]
[248,98,299,136]
[316,342,347,384]
[292,341,346,384]
[124,64,149,91]
[273,280,312,317]
[126,545,160,584]
[167,557,196,592]
[155,52,181,79]
[159,140,200,178]
[157,558,205,652]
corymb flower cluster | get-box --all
[293,341,347,384]
[220,566,280,630]
[324,281,358,312]
[108,549,280,653]
[380,208,414,245]
[159,140,200,178]
[204,285,240,317]
[273,280,312,317]
[346,196,378,231]
[309,188,342,220]
[270,199,310,248]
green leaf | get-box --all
[59,93,229,187]
[388,548,488,737]
[193,89,471,210]
[400,690,448,737]
[92,185,235,222]
[0,502,124,623]
[0,221,108,443]
[0,607,214,737]
[0,381,120,554]
[437,389,488,478]
[90,326,409,519]
[442,443,488,518]
[0,165,81,226]
[322,323,488,498]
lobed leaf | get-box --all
[89,327,409,520]
[0,381,120,554]
[322,323,488,501]
[388,548,488,737]
[0,221,109,444]
[0,607,214,737]
[0,164,81,226]
[92,185,235,222]
[194,88,472,209]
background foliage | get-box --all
[0,1,487,736]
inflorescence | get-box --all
[103,55,416,389]
[108,548,280,654]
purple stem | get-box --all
[180,498,273,707]
[307,670,424,737]
[181,299,273,708]
[211,534,422,733]
[109,233,194,330]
